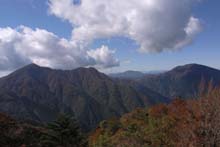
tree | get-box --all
[197,88,220,147]
[40,113,86,147]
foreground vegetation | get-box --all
[0,114,86,147]
[89,87,220,147]
[1,87,220,147]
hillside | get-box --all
[89,88,220,147]
[0,112,44,146]
[138,64,220,98]
[0,64,168,130]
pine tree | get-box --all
[40,113,86,147]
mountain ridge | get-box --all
[0,64,168,130]
[109,70,145,79]
[138,63,220,98]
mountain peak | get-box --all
[72,67,108,80]
[74,67,100,74]
[6,63,53,79]
[0,64,168,130]
[170,64,218,73]
[139,63,220,98]
[23,63,42,69]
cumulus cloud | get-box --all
[87,45,119,68]
[0,26,119,71]
[48,0,202,52]
[0,0,202,73]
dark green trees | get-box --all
[41,114,86,147]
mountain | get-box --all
[138,64,220,98]
[144,70,166,74]
[0,64,168,130]
[109,71,145,79]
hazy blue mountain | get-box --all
[109,71,145,79]
[144,70,166,74]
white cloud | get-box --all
[0,0,202,73]
[0,26,119,71]
[87,45,119,68]
[0,70,10,77]
[48,0,202,52]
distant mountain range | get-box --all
[0,64,168,130]
[109,71,145,79]
[109,64,220,99]
[109,70,165,79]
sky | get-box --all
[0,0,219,76]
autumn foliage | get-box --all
[1,87,220,147]
[89,87,220,147]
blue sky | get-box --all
[0,0,219,74]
